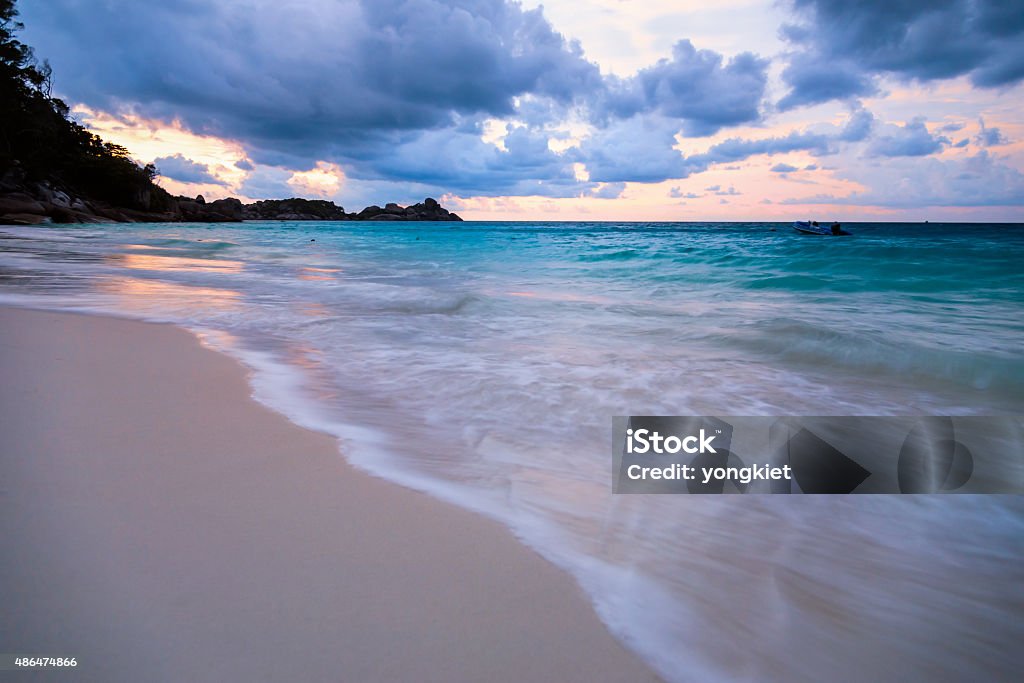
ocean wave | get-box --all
[720,317,1024,397]
[577,248,644,262]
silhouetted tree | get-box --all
[0,0,171,210]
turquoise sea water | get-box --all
[2,221,1023,681]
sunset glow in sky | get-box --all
[21,0,1024,220]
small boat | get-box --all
[793,221,850,235]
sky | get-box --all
[19,0,1024,220]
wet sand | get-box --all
[0,306,661,683]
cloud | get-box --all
[777,53,876,110]
[975,118,1010,146]
[153,153,224,185]
[356,123,590,197]
[287,162,345,198]
[572,115,694,183]
[867,118,949,157]
[691,130,834,166]
[778,0,1024,109]
[589,182,626,199]
[21,0,774,199]
[22,1,600,179]
[573,108,867,186]
[237,166,299,200]
[771,163,799,173]
[782,151,1024,208]
[598,40,769,136]
[838,107,875,142]
[17,0,1022,215]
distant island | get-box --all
[0,187,463,224]
[0,3,460,225]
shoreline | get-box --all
[0,305,661,682]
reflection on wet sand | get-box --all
[115,252,244,274]
[298,302,333,318]
[192,328,241,354]
[298,266,341,282]
[283,341,341,403]
[97,276,241,313]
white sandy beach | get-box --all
[0,306,661,683]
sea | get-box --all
[1,220,1022,682]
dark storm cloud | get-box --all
[16,0,998,206]
[153,154,224,185]
[355,0,603,110]
[779,0,1024,109]
[21,1,598,165]
[20,0,771,195]
[777,53,876,110]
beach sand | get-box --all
[0,307,660,683]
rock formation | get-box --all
[0,175,463,225]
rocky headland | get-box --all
[0,178,462,225]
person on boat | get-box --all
[831,221,841,235]
[811,220,819,227]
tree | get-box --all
[0,0,171,211]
